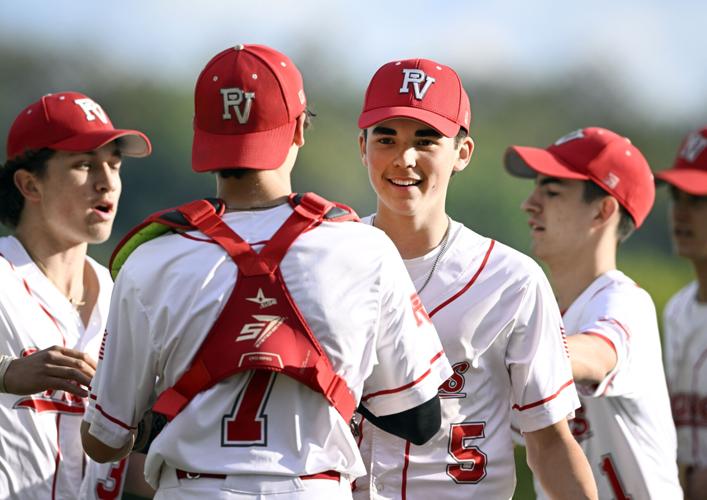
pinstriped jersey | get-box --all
[664,281,707,467]
[354,219,578,500]
[83,204,452,489]
[535,270,682,500]
[0,236,128,500]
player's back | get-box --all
[95,203,449,488]
[355,220,577,500]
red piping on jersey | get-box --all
[89,395,136,430]
[0,252,66,347]
[583,331,617,354]
[51,415,61,500]
[428,240,495,318]
[512,379,575,411]
[401,440,411,500]
[361,350,444,402]
[598,317,632,340]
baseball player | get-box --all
[353,58,597,500]
[655,126,707,500]
[0,92,151,499]
[505,127,683,499]
[81,44,452,500]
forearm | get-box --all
[525,421,597,500]
[81,421,135,463]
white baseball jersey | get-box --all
[0,236,128,500]
[534,270,682,500]
[664,281,707,467]
[84,203,452,493]
[354,218,579,500]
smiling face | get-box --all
[21,141,123,246]
[669,186,707,262]
[359,118,472,223]
[521,175,602,264]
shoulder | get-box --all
[582,270,656,324]
[456,229,549,289]
[664,281,697,318]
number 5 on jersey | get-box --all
[446,422,488,483]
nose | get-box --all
[95,161,121,193]
[521,188,541,214]
[393,146,416,169]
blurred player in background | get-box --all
[505,127,683,499]
[353,58,596,500]
[81,44,451,500]
[655,126,707,500]
[0,91,151,499]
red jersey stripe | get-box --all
[361,350,445,402]
[512,379,575,411]
[429,240,495,318]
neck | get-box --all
[692,259,707,302]
[546,240,617,311]
[373,207,449,259]
[217,171,293,211]
[14,224,88,304]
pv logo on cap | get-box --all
[554,129,585,146]
[680,132,707,163]
[220,87,255,124]
[74,98,109,124]
[400,69,436,100]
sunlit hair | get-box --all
[582,181,635,243]
[0,148,55,229]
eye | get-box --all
[416,139,435,147]
[376,137,394,145]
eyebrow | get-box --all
[370,126,442,138]
[538,176,566,187]
[71,147,122,158]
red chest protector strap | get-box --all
[151,193,358,423]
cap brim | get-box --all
[50,130,152,158]
[503,146,590,180]
[358,106,460,138]
[655,168,707,196]
[192,120,296,172]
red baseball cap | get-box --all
[504,127,655,228]
[192,44,307,172]
[6,91,151,161]
[358,58,471,138]
[655,127,707,195]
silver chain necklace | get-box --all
[372,215,452,295]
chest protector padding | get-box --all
[141,193,359,423]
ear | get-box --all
[13,169,42,203]
[358,130,368,168]
[452,136,474,173]
[293,112,306,147]
[594,196,620,228]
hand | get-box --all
[3,345,97,396]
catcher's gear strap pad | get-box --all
[141,192,359,423]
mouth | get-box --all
[528,220,545,233]
[91,201,115,220]
[388,177,422,188]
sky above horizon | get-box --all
[1,0,705,124]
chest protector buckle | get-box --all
[121,193,359,423]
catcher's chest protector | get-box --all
[112,193,359,423]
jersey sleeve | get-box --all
[83,268,158,449]
[360,239,452,417]
[507,266,579,433]
[571,285,651,399]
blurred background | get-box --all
[1,1,705,497]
